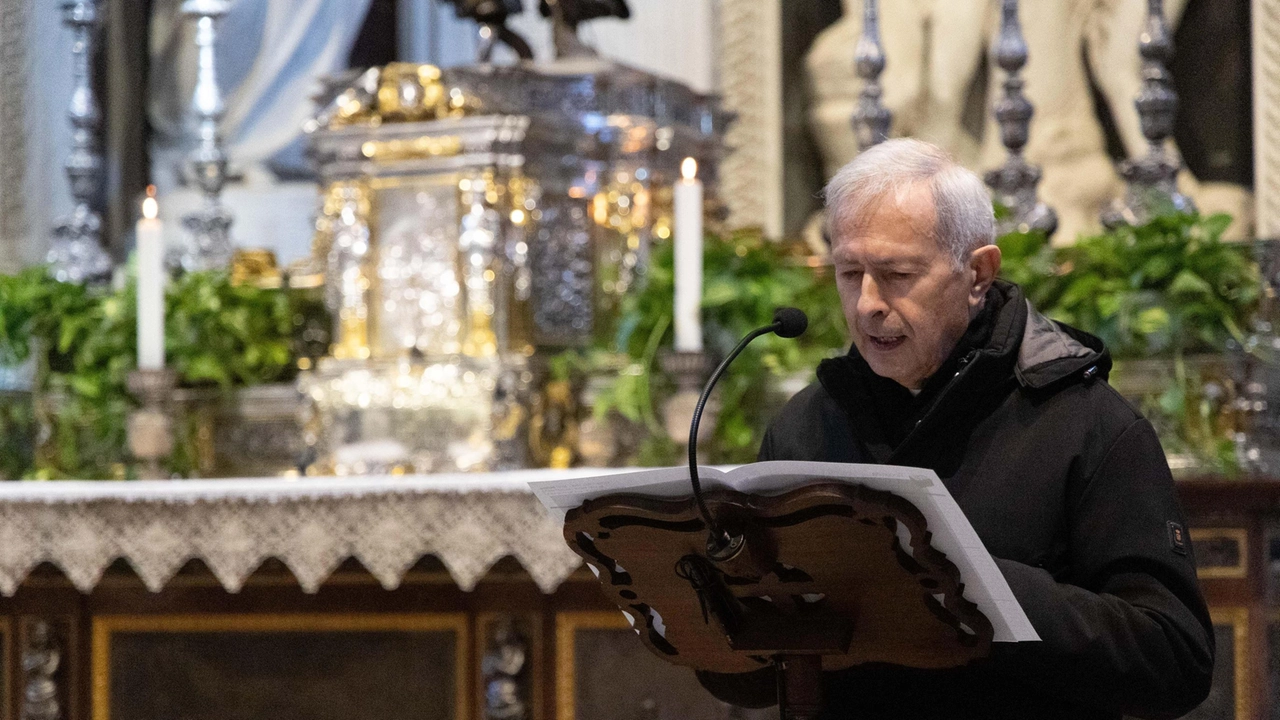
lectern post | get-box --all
[777,655,823,720]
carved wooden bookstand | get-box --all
[564,481,994,720]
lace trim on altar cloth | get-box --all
[0,478,593,596]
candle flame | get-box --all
[142,185,158,220]
[681,157,697,181]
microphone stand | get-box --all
[687,308,807,558]
[689,324,780,554]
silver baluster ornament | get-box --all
[852,0,891,151]
[1101,0,1194,228]
[984,0,1056,237]
[48,1,113,284]
[178,0,234,272]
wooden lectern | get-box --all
[563,480,994,720]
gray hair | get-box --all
[823,138,995,268]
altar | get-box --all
[0,470,783,720]
[0,473,1267,720]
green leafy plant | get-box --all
[0,267,305,479]
[166,271,296,387]
[562,230,848,466]
[1046,213,1256,358]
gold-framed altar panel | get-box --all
[554,611,773,720]
[554,611,629,720]
[1191,527,1250,579]
[1206,607,1251,720]
[91,613,470,720]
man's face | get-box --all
[831,183,996,389]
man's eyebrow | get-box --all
[832,256,926,270]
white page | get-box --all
[528,461,1039,643]
[530,465,732,522]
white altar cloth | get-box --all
[0,469,637,597]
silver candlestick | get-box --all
[1101,0,1194,228]
[852,0,891,151]
[178,0,234,272]
[659,350,717,446]
[126,368,177,479]
[984,0,1057,237]
[47,0,113,285]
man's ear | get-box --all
[969,244,1002,306]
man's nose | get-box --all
[856,274,889,318]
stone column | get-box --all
[1254,0,1280,238]
[718,0,784,237]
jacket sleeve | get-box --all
[757,426,776,461]
[989,417,1214,719]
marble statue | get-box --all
[806,0,1251,243]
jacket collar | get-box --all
[815,280,1110,469]
[1014,299,1111,389]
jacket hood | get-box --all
[1012,289,1111,390]
[927,279,1110,391]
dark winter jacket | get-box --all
[697,280,1214,720]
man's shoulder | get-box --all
[1025,372,1145,442]
[760,381,858,462]
[772,381,844,429]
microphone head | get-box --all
[772,307,809,338]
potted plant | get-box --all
[0,266,322,479]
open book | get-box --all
[529,460,1039,643]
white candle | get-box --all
[673,157,704,352]
[136,188,166,370]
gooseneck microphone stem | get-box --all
[689,322,782,549]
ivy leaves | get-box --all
[0,268,301,478]
[1001,212,1258,359]
[573,230,848,465]
[166,272,295,387]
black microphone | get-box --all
[688,307,809,555]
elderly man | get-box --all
[699,139,1213,719]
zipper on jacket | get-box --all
[893,351,981,460]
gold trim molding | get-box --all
[1210,607,1250,720]
[1190,527,1249,579]
[554,611,629,720]
[92,613,469,720]
[0,616,10,720]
